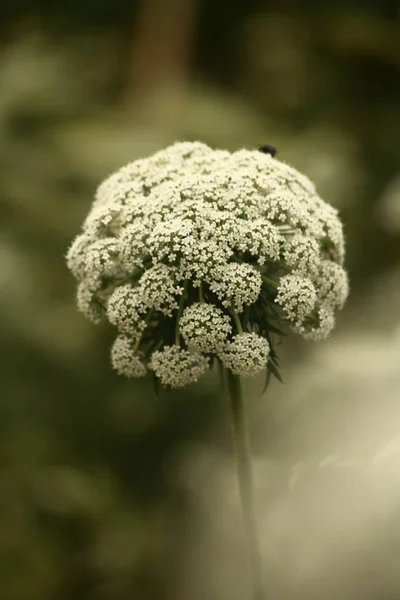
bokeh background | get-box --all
[1,1,400,599]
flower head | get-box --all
[219,333,270,377]
[179,303,232,353]
[292,304,336,341]
[315,260,349,310]
[106,283,147,337]
[67,233,93,280]
[235,219,282,265]
[119,221,149,272]
[275,274,317,327]
[138,264,183,316]
[150,346,210,388]
[283,233,321,276]
[76,281,107,324]
[82,238,122,287]
[208,263,262,313]
[111,335,147,378]
[67,141,348,386]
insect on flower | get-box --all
[258,144,277,156]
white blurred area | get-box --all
[176,315,400,600]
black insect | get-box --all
[258,144,277,157]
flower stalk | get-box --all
[199,281,205,303]
[261,275,278,290]
[231,310,244,334]
[226,369,265,600]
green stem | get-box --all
[261,275,278,290]
[231,310,244,334]
[175,322,181,346]
[225,370,265,600]
[199,281,205,303]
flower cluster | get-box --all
[67,141,348,387]
[150,346,210,388]
[179,303,232,353]
[111,336,147,378]
[275,274,317,327]
[106,283,147,337]
[219,333,270,377]
[138,264,183,316]
[208,263,262,313]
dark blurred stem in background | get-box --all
[226,370,265,600]
[127,0,200,109]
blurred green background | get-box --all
[1,1,400,599]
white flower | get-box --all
[258,187,317,233]
[83,237,122,287]
[150,345,209,388]
[148,217,195,264]
[106,283,147,337]
[94,172,139,208]
[219,333,270,377]
[179,238,229,285]
[158,140,211,160]
[317,203,345,265]
[293,304,335,341]
[275,274,317,325]
[111,335,147,378]
[83,204,121,238]
[76,281,106,324]
[119,196,149,225]
[208,263,262,312]
[179,303,232,352]
[138,264,183,315]
[66,233,93,280]
[235,218,282,264]
[67,141,348,384]
[119,221,150,272]
[314,260,349,309]
[283,232,321,276]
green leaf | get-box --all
[267,361,284,384]
[266,323,286,336]
[261,368,272,395]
